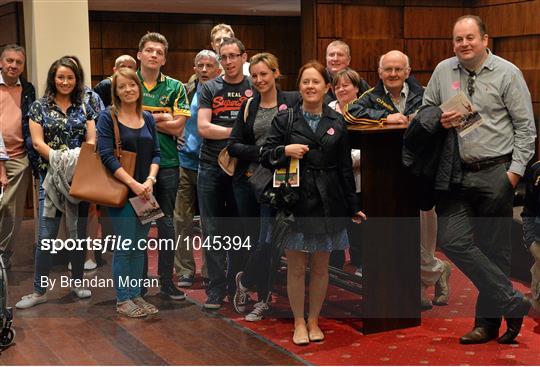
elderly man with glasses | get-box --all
[344,50,451,310]
[344,50,423,125]
[423,15,535,345]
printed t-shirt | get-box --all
[198,75,252,165]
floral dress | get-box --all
[28,98,97,178]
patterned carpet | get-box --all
[147,242,540,366]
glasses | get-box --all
[467,71,476,97]
[219,53,242,62]
[381,67,407,75]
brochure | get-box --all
[273,158,300,188]
[440,91,484,137]
[129,193,164,225]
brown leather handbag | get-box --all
[217,148,237,176]
[70,111,137,208]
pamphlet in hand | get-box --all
[273,158,300,188]
[440,91,484,137]
[129,194,164,225]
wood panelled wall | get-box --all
[303,0,540,123]
[89,11,301,91]
[0,2,24,49]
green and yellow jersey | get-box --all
[137,69,190,168]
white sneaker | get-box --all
[84,259,97,270]
[245,301,270,322]
[354,266,363,277]
[16,292,48,309]
[68,260,97,271]
[71,287,92,298]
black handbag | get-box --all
[260,108,299,209]
[248,165,273,203]
[264,108,298,301]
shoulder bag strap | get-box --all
[110,110,123,159]
[284,108,294,184]
[243,97,253,123]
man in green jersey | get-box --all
[137,32,190,300]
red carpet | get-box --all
[147,230,540,365]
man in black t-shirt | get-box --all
[198,37,254,309]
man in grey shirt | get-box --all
[423,15,535,345]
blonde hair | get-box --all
[210,23,234,41]
[114,54,136,69]
[249,52,279,74]
[326,40,351,59]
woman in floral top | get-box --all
[15,57,97,309]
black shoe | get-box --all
[177,274,194,288]
[459,327,498,344]
[498,297,532,344]
[203,294,223,310]
[161,282,186,301]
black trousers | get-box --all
[436,162,526,330]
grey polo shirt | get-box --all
[423,50,536,176]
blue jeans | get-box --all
[197,162,258,298]
[153,167,179,285]
[242,204,274,301]
[34,178,88,294]
[109,203,151,302]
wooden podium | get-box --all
[348,123,421,334]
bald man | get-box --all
[344,50,451,309]
[344,50,423,125]
[93,54,137,107]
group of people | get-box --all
[0,14,537,346]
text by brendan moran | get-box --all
[39,276,159,291]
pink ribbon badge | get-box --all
[278,104,288,111]
[327,127,335,136]
[451,81,460,90]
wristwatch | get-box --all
[146,176,157,184]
